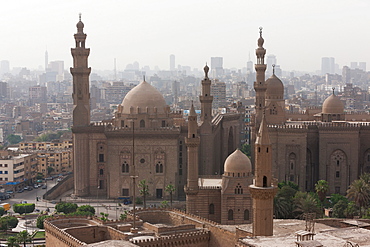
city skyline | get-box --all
[1,0,369,73]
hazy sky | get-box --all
[1,0,369,73]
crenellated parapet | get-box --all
[130,229,210,247]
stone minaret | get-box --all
[185,102,200,214]
[199,64,214,175]
[71,14,91,126]
[71,15,91,197]
[249,114,277,236]
[199,64,213,123]
[253,27,267,132]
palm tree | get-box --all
[274,196,291,219]
[16,230,32,247]
[346,178,370,217]
[294,192,322,217]
[6,236,19,247]
[315,180,329,202]
[165,184,175,207]
[138,179,149,208]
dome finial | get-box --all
[204,63,209,79]
[259,26,263,37]
[79,13,82,21]
[272,64,275,75]
[332,87,335,95]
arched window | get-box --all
[156,162,163,173]
[162,120,166,127]
[235,184,243,194]
[140,120,145,128]
[263,176,267,187]
[122,162,129,173]
[99,169,104,175]
[156,164,159,173]
[209,204,215,214]
[228,209,234,220]
[159,164,163,173]
[244,209,249,220]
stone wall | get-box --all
[44,174,74,200]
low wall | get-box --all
[44,174,74,200]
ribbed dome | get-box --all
[224,149,252,174]
[266,74,284,99]
[122,81,167,114]
[322,93,344,114]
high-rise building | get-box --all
[359,62,366,71]
[170,54,175,71]
[321,57,335,75]
[45,50,48,72]
[0,60,10,76]
[211,57,223,77]
[266,54,276,72]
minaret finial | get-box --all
[332,87,335,95]
[204,63,209,79]
[143,75,146,82]
[79,13,82,21]
[272,64,275,75]
[259,26,263,37]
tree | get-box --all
[36,215,51,229]
[346,178,370,217]
[0,207,5,217]
[333,200,348,218]
[13,204,35,215]
[241,143,251,158]
[165,184,176,207]
[329,194,348,208]
[99,212,109,221]
[47,166,54,175]
[0,216,18,231]
[138,180,149,208]
[55,202,78,214]
[6,135,22,145]
[274,184,298,219]
[160,200,169,208]
[294,192,322,217]
[77,205,95,215]
[315,180,329,202]
[278,181,299,191]
[16,230,32,247]
[120,211,128,220]
[6,236,19,247]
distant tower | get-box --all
[71,14,91,197]
[170,54,175,71]
[71,13,91,127]
[199,64,213,122]
[45,50,48,71]
[249,114,277,236]
[185,102,200,213]
[253,27,267,132]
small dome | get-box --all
[224,149,252,174]
[322,93,344,114]
[121,80,167,114]
[266,74,284,99]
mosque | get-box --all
[71,17,242,201]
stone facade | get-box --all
[71,18,242,200]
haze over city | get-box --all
[1,0,369,73]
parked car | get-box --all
[24,186,30,191]
[41,185,47,189]
[33,184,39,189]
[45,177,53,180]
[6,190,13,194]
[17,189,24,193]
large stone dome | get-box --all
[224,149,252,174]
[121,81,167,114]
[266,74,284,99]
[322,93,344,114]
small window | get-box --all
[335,187,340,194]
[228,209,234,220]
[336,171,340,178]
[140,120,145,128]
[209,204,215,214]
[140,158,145,163]
[99,154,104,162]
[244,209,250,220]
[263,176,267,187]
[99,169,104,175]
[122,188,129,196]
[162,120,166,127]
[337,160,340,166]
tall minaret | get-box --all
[199,64,213,123]
[71,14,91,126]
[71,15,91,197]
[185,102,200,214]
[253,27,267,131]
[249,113,277,236]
